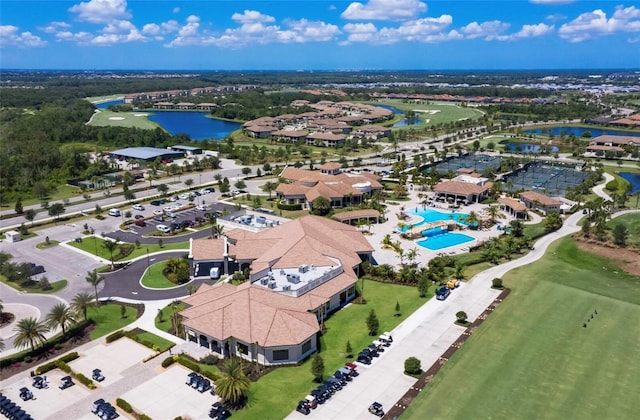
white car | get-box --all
[195,205,206,211]
[172,203,183,210]
[163,206,174,212]
[179,193,190,200]
[132,204,144,211]
[153,209,163,216]
[156,224,170,233]
[166,211,177,218]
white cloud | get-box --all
[142,20,179,37]
[231,10,276,24]
[460,20,510,40]
[41,22,71,33]
[342,22,378,43]
[559,6,640,42]
[69,0,131,24]
[341,15,455,44]
[55,31,93,43]
[513,23,555,38]
[0,25,47,47]
[341,0,427,21]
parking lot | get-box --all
[1,338,219,420]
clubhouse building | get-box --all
[180,215,374,366]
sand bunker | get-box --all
[134,113,149,117]
[109,117,125,120]
[414,109,441,114]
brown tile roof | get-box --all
[191,238,227,261]
[181,283,320,347]
[332,209,380,222]
[586,144,625,152]
[498,197,527,212]
[319,162,341,170]
[519,191,562,206]
[434,180,492,196]
[591,135,640,146]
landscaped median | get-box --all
[67,236,189,264]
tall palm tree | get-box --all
[215,357,251,409]
[465,211,480,230]
[13,317,49,352]
[85,269,104,304]
[45,303,77,337]
[70,292,94,320]
[102,239,118,269]
[213,223,225,239]
[485,204,504,225]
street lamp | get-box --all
[146,248,150,269]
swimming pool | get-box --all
[416,231,475,251]
[409,208,470,228]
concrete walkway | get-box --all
[593,172,614,201]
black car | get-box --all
[134,214,144,220]
[296,400,310,415]
[153,215,165,222]
[368,402,385,417]
[357,352,372,365]
[92,369,105,382]
[59,376,74,390]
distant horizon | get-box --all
[3,68,639,73]
[2,1,640,70]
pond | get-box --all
[619,172,640,194]
[147,111,242,141]
[524,126,640,138]
[95,99,124,109]
[502,142,559,153]
[374,104,424,127]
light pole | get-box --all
[146,248,150,270]
[199,173,202,205]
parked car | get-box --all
[19,387,33,401]
[166,211,177,218]
[179,193,190,200]
[134,220,146,227]
[296,400,311,415]
[368,402,385,417]
[447,279,461,289]
[32,376,47,389]
[134,214,144,220]
[153,215,165,222]
[436,286,451,301]
[195,205,206,211]
[132,204,144,211]
[153,209,163,216]
[156,224,170,233]
[379,332,393,346]
[59,376,74,390]
[203,187,215,193]
[29,263,45,276]
[92,369,105,382]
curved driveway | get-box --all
[99,251,206,301]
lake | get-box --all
[373,104,423,126]
[619,172,640,194]
[525,126,640,138]
[147,111,242,141]
[502,142,559,153]
[95,99,124,109]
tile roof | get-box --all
[434,180,492,196]
[498,197,527,212]
[183,215,372,348]
[332,209,380,222]
[519,191,562,206]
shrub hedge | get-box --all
[106,330,125,343]
[161,357,175,368]
[277,202,302,211]
[116,398,133,413]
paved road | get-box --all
[99,251,207,301]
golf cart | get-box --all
[368,401,385,417]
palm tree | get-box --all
[70,292,94,320]
[485,204,504,225]
[213,224,224,239]
[13,317,49,352]
[262,181,278,200]
[102,239,118,269]
[215,357,251,409]
[45,303,77,337]
[465,211,480,230]
[85,269,104,304]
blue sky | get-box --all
[1,0,639,70]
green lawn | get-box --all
[88,304,138,339]
[155,302,186,332]
[233,279,430,419]
[403,237,640,419]
[68,237,188,261]
[607,212,640,246]
[135,331,175,352]
[140,262,177,289]
[366,100,484,129]
[88,109,160,130]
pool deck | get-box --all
[365,190,521,268]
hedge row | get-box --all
[116,398,152,420]
[277,202,302,211]
[173,355,218,381]
[35,352,78,375]
[106,330,126,343]
[0,320,93,369]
